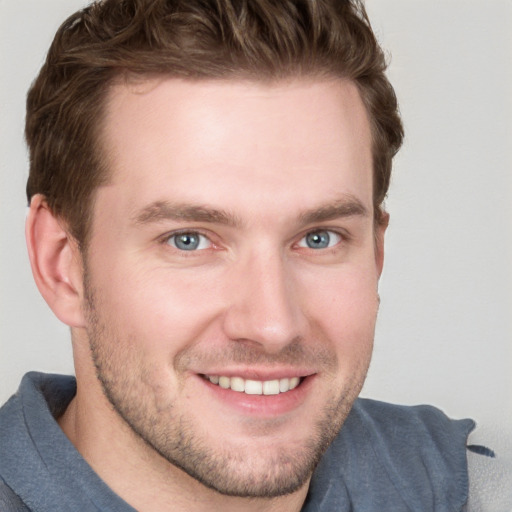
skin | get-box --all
[27,77,387,512]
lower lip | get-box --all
[197,375,315,417]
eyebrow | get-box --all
[132,195,368,228]
[299,195,369,224]
[132,201,241,227]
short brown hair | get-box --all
[25,0,403,248]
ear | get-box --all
[374,211,389,278]
[26,194,86,327]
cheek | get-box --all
[91,261,226,348]
[299,264,379,350]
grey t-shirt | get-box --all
[0,372,475,511]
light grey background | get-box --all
[1,0,511,497]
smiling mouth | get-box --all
[201,375,304,395]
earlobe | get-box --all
[26,194,86,327]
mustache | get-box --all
[175,338,338,372]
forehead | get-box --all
[98,77,373,223]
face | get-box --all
[81,78,384,498]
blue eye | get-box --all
[167,232,211,251]
[298,230,341,249]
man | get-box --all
[0,0,486,510]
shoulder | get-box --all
[0,373,76,511]
[351,397,476,450]
[307,399,474,511]
[1,372,136,512]
[347,398,475,491]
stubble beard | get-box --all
[83,280,371,498]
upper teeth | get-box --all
[206,375,301,395]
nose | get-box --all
[222,249,306,352]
